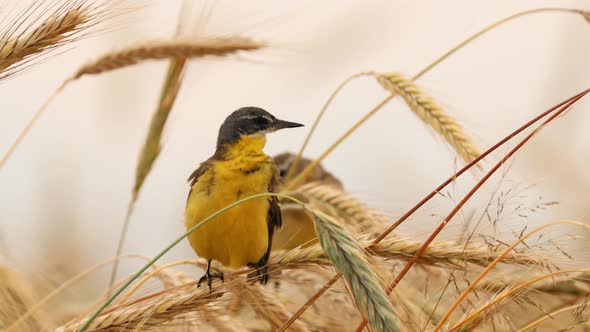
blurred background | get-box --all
[0,0,589,299]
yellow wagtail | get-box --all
[185,107,303,288]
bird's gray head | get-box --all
[217,107,303,149]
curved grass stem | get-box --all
[284,71,372,184]
[76,193,305,332]
[436,221,590,331]
[285,7,585,192]
[517,302,590,331]
[286,87,590,332]
[450,269,590,331]
[0,80,67,170]
[281,8,589,330]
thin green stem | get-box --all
[77,192,305,332]
[284,72,372,184]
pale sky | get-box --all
[1,0,589,283]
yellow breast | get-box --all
[184,135,274,268]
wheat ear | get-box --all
[0,36,265,171]
[272,236,540,270]
[72,37,264,79]
[312,211,399,332]
[375,72,481,164]
[296,182,390,236]
[109,58,188,292]
[0,1,110,79]
[54,282,224,332]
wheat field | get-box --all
[1,1,590,331]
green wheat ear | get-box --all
[313,211,399,332]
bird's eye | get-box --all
[255,117,269,125]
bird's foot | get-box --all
[247,264,269,285]
[197,271,224,290]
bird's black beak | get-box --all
[271,119,304,131]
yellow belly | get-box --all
[185,159,272,269]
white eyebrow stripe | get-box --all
[241,114,273,121]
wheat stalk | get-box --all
[110,54,188,294]
[475,271,590,295]
[0,0,110,80]
[312,211,399,332]
[0,35,265,172]
[72,37,264,80]
[518,301,590,331]
[0,36,265,171]
[375,72,481,164]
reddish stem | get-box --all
[279,88,590,332]
[356,88,590,331]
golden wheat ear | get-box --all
[71,37,265,80]
[0,0,119,80]
[374,72,482,165]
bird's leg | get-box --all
[247,255,269,285]
[197,259,224,289]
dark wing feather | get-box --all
[263,165,282,262]
[267,165,282,230]
[186,160,212,204]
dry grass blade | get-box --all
[54,282,224,332]
[72,37,264,79]
[375,72,481,164]
[109,58,188,291]
[312,211,399,332]
[0,0,111,80]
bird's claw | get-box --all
[197,271,224,290]
[247,265,269,285]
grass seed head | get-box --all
[313,212,399,332]
[375,72,482,165]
